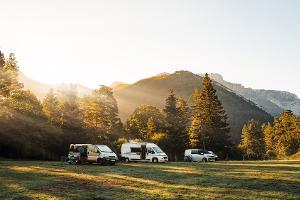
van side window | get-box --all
[88,145,96,153]
[191,150,198,154]
[130,147,141,153]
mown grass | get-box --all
[0,160,299,200]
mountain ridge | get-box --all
[207,73,300,116]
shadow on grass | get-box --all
[1,161,300,199]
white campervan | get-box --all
[121,142,168,163]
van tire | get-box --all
[202,158,207,162]
[184,156,192,162]
[152,158,158,163]
[97,158,104,165]
[125,158,130,163]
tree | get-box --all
[146,117,156,138]
[57,86,87,148]
[81,86,123,142]
[189,89,202,148]
[7,90,45,118]
[0,51,5,68]
[43,89,61,125]
[262,122,276,158]
[163,90,179,160]
[126,105,165,140]
[0,53,23,98]
[273,110,299,156]
[176,97,190,149]
[189,73,231,155]
[239,119,265,160]
[163,90,190,161]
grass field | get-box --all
[0,160,299,200]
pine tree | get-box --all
[189,73,230,154]
[0,53,23,98]
[262,122,276,158]
[176,97,191,150]
[0,51,5,68]
[163,90,191,161]
[43,89,61,125]
[189,89,202,148]
[58,87,82,130]
[81,86,123,142]
[239,119,265,160]
[273,110,299,156]
[163,89,179,160]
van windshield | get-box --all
[97,145,113,153]
[152,146,164,153]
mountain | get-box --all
[113,71,273,144]
[19,70,276,144]
[19,72,92,99]
[208,73,300,116]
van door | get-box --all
[191,149,203,161]
[87,145,98,161]
[146,147,154,161]
[130,147,141,161]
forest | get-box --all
[0,51,299,161]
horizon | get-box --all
[1,0,300,96]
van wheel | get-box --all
[184,156,192,162]
[125,158,130,163]
[152,158,158,163]
[202,158,207,162]
[97,158,104,165]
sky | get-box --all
[0,0,300,96]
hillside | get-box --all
[19,70,274,143]
[19,72,92,99]
[113,71,273,144]
[209,73,300,116]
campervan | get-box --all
[121,142,168,163]
[68,144,118,165]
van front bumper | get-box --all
[103,157,117,163]
[158,156,168,162]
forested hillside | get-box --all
[114,71,273,143]
[1,51,298,160]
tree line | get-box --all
[239,110,300,160]
[1,51,298,161]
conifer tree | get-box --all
[239,119,265,160]
[0,51,5,68]
[176,97,191,150]
[189,73,230,154]
[164,90,179,160]
[262,122,276,158]
[43,89,61,125]
[273,110,299,156]
[58,87,82,130]
[163,90,191,160]
[0,53,23,98]
[81,86,123,141]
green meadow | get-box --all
[0,160,299,200]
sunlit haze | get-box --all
[1,0,299,96]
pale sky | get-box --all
[0,0,299,96]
